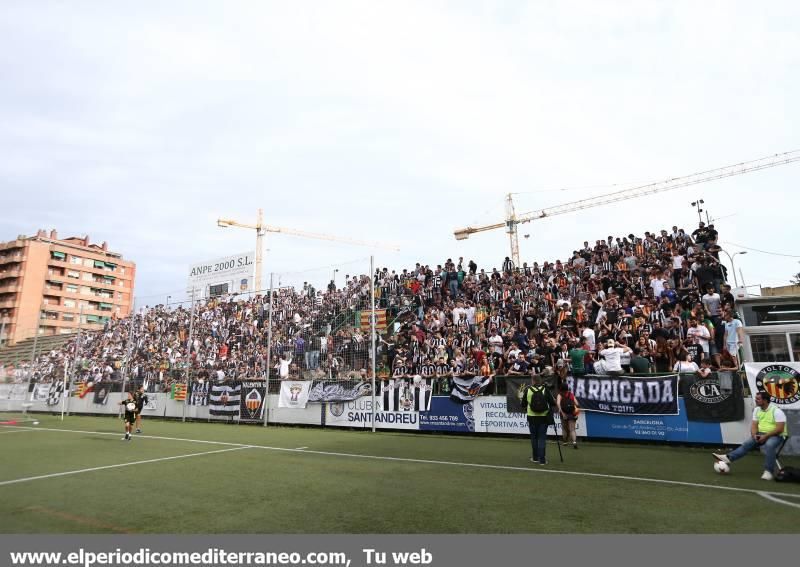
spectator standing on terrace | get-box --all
[673,352,699,374]
[595,339,630,375]
[722,309,744,365]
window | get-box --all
[791,334,800,363]
[51,251,66,260]
[80,286,91,295]
[749,334,791,363]
[66,284,78,293]
[70,255,82,265]
[85,259,96,268]
[67,270,80,279]
[62,313,75,322]
[64,299,76,308]
[82,273,93,281]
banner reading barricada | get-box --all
[567,374,679,415]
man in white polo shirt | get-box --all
[595,339,631,376]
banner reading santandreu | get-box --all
[567,374,679,415]
[239,380,266,422]
[680,373,744,422]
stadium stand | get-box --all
[1,222,742,393]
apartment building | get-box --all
[0,229,136,346]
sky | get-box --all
[2,1,799,307]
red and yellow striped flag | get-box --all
[73,382,93,398]
[358,309,388,331]
[171,383,187,401]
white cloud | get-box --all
[1,0,798,300]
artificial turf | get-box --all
[1,415,798,533]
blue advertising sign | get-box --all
[583,399,723,443]
[419,397,474,432]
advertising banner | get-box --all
[583,399,723,443]
[744,363,800,410]
[186,251,255,300]
[680,373,744,422]
[419,397,474,432]
[325,396,419,430]
[566,374,679,415]
[472,396,587,438]
[278,381,312,409]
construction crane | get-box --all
[217,208,399,292]
[454,150,800,267]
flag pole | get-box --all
[263,273,274,427]
[370,255,376,433]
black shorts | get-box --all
[124,413,136,425]
[135,405,144,414]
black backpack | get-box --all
[529,386,549,413]
[775,466,800,483]
[561,392,575,415]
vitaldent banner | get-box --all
[744,363,800,410]
[566,374,679,415]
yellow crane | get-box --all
[217,209,400,292]
[454,150,800,267]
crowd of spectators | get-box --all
[1,221,746,392]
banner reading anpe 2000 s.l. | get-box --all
[566,374,679,415]
[745,363,800,410]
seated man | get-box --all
[713,392,788,480]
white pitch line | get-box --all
[0,429,41,435]
[757,491,800,510]
[0,446,249,487]
[4,425,800,500]
[295,447,308,450]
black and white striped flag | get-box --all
[380,378,432,412]
[450,375,493,404]
[47,380,65,406]
[209,383,241,416]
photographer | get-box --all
[523,372,556,465]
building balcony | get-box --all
[0,269,21,280]
[0,253,24,265]
[0,284,20,295]
[0,240,24,252]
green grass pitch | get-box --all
[1,415,798,533]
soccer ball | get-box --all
[714,461,730,474]
[32,421,39,426]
